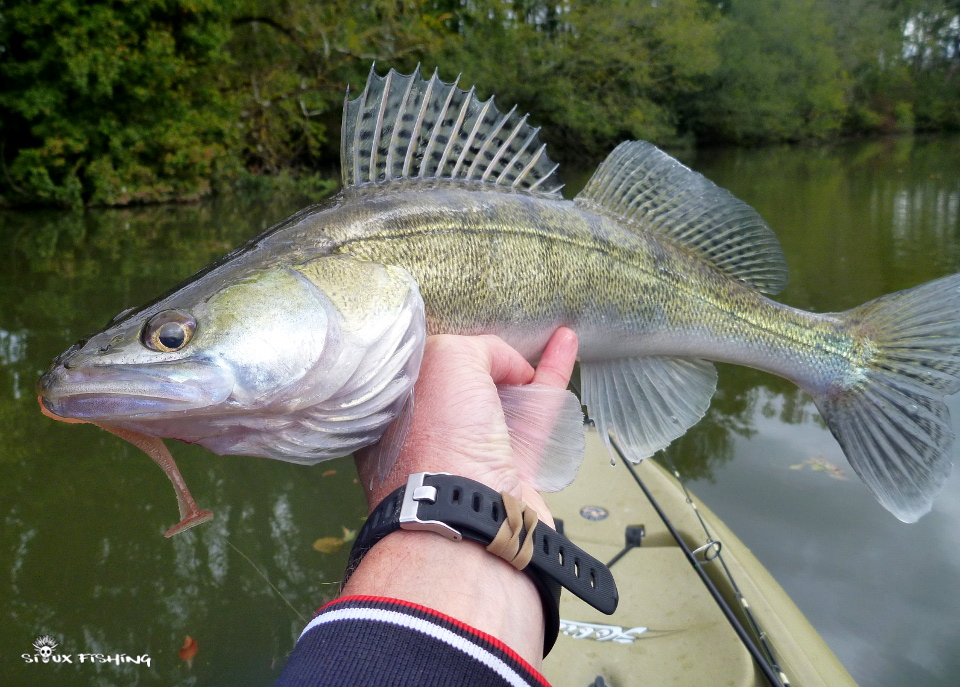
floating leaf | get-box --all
[341,526,357,543]
[313,536,345,553]
[790,456,847,480]
[179,635,198,668]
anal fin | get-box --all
[580,357,718,463]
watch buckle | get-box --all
[399,472,462,541]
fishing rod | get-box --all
[566,376,789,686]
[608,436,790,687]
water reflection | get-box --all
[1,136,959,685]
[695,136,960,310]
[683,388,960,686]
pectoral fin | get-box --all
[580,357,717,463]
[498,383,586,492]
[355,391,416,487]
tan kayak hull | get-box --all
[541,429,857,687]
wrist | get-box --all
[341,472,617,664]
[341,528,547,666]
[344,471,555,666]
[355,452,555,530]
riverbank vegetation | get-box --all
[2,0,959,207]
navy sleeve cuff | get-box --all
[274,595,550,687]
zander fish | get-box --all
[38,67,960,530]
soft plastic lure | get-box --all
[38,397,213,537]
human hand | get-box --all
[348,328,578,666]
[355,327,579,524]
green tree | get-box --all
[821,0,913,132]
[690,0,849,144]
[824,0,960,132]
[5,0,960,208]
[899,0,960,129]
[0,0,240,207]
[225,0,454,176]
[443,0,722,159]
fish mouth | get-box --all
[37,361,234,422]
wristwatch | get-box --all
[342,472,619,656]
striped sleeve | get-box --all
[274,595,551,687]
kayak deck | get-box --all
[541,429,857,687]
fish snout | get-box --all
[36,366,82,421]
[35,358,236,422]
[48,332,120,372]
[36,364,69,402]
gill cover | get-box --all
[195,255,426,465]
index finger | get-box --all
[532,327,578,389]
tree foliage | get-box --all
[0,0,240,208]
[440,0,721,159]
[2,0,960,207]
[225,0,453,175]
[690,0,849,144]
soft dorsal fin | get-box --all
[341,65,563,196]
[575,141,788,295]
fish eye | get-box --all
[141,310,197,353]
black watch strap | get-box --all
[342,473,619,655]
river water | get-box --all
[1,136,958,685]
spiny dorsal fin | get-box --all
[341,65,563,196]
[575,141,788,295]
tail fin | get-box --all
[815,274,960,522]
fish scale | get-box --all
[324,184,847,373]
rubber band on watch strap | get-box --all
[342,472,619,656]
